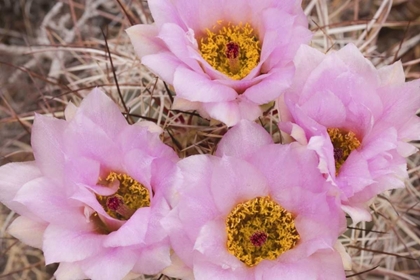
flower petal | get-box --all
[54,262,87,280]
[257,249,345,280]
[0,161,41,214]
[173,67,238,102]
[202,101,241,127]
[75,88,128,138]
[43,225,105,264]
[216,120,273,158]
[8,216,47,249]
[14,177,88,228]
[104,207,151,247]
[194,219,244,270]
[243,65,294,104]
[210,156,269,215]
[132,242,172,275]
[378,60,405,86]
[32,114,67,182]
[126,24,163,58]
[80,247,137,280]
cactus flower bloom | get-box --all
[0,89,178,280]
[127,0,312,126]
[163,120,346,279]
[278,44,420,223]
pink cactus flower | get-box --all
[0,89,178,280]
[162,120,346,279]
[127,0,312,126]
[278,44,420,223]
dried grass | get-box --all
[0,0,419,279]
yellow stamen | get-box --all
[327,128,361,174]
[200,22,261,80]
[226,196,299,267]
[96,172,150,220]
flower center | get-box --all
[96,172,150,220]
[226,196,300,267]
[327,128,361,174]
[199,22,261,80]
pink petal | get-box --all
[0,161,41,214]
[158,23,202,73]
[161,207,195,267]
[397,141,418,157]
[132,242,172,275]
[80,247,137,280]
[259,8,311,71]
[215,120,273,158]
[247,143,327,200]
[118,124,177,159]
[172,97,204,114]
[32,114,66,182]
[63,156,101,190]
[165,156,219,244]
[288,44,325,94]
[43,225,105,264]
[173,67,238,102]
[122,149,154,190]
[378,79,420,140]
[341,203,372,224]
[299,89,347,128]
[337,44,378,82]
[14,177,88,228]
[193,257,253,280]
[70,187,123,231]
[163,253,194,280]
[148,0,186,29]
[168,0,226,32]
[75,88,128,138]
[378,60,405,86]
[257,249,345,280]
[144,193,171,244]
[142,52,183,83]
[202,101,241,127]
[126,24,163,58]
[278,121,308,145]
[210,156,269,215]
[194,219,244,270]
[150,157,179,206]
[54,262,88,280]
[243,65,294,104]
[336,150,375,197]
[64,101,78,121]
[298,47,383,124]
[65,112,122,172]
[237,96,262,121]
[264,25,312,71]
[104,207,151,247]
[307,134,335,177]
[361,127,397,159]
[8,216,47,249]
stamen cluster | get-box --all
[96,172,150,220]
[200,22,261,80]
[226,196,299,266]
[327,128,361,173]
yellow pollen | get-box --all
[96,172,150,220]
[199,21,261,80]
[327,128,361,174]
[226,196,300,267]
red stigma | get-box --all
[250,231,268,247]
[107,196,122,211]
[333,147,344,162]
[225,42,240,59]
